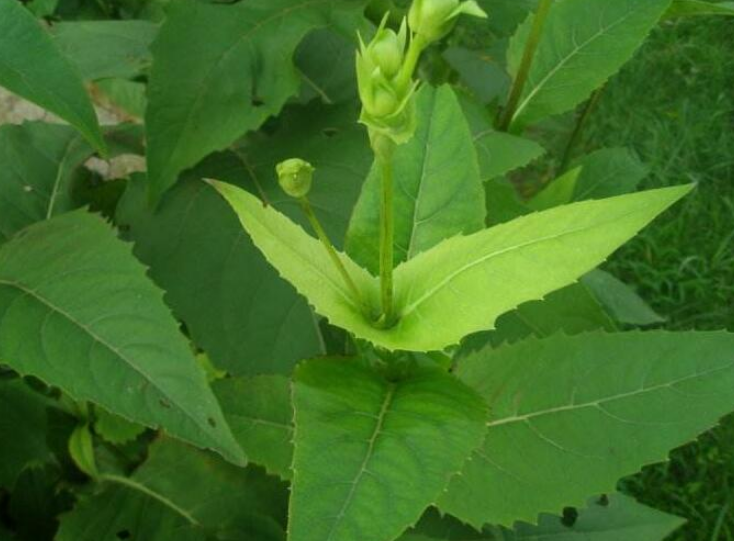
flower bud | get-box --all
[276,158,314,198]
[357,16,418,146]
[370,28,404,78]
[408,0,487,43]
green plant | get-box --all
[0,0,733,540]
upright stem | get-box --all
[299,197,365,311]
[378,156,395,325]
[496,0,554,132]
[558,87,604,173]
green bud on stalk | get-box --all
[276,158,314,198]
[357,16,418,151]
[408,0,487,43]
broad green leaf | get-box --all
[0,211,245,465]
[94,406,147,445]
[216,183,689,351]
[507,0,673,129]
[388,185,690,351]
[665,0,734,17]
[526,167,580,211]
[0,123,94,243]
[347,85,485,273]
[214,375,294,480]
[485,177,532,226]
[462,282,616,350]
[58,438,288,541]
[459,94,545,181]
[0,380,53,488]
[405,494,683,540]
[119,104,370,375]
[51,21,158,81]
[95,78,147,120]
[289,359,487,541]
[132,438,288,528]
[0,0,105,152]
[145,0,367,202]
[296,28,358,105]
[118,171,324,377]
[440,331,734,527]
[56,484,205,541]
[443,47,511,104]
[582,270,664,326]
[571,148,648,201]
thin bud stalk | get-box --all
[299,197,366,311]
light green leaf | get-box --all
[289,359,487,541]
[347,85,485,273]
[0,211,245,466]
[119,171,325,377]
[571,148,648,201]
[0,0,105,153]
[405,494,683,540]
[119,104,370,375]
[507,0,673,129]
[526,167,581,211]
[94,406,147,445]
[0,122,94,243]
[665,0,734,17]
[145,0,367,202]
[68,424,98,478]
[214,375,294,480]
[209,180,382,341]
[389,185,690,351]
[216,182,689,351]
[582,270,665,326]
[51,21,158,81]
[439,331,734,527]
[0,380,53,489]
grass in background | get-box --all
[583,17,734,541]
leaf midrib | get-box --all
[513,1,650,121]
[324,382,396,541]
[398,204,652,318]
[486,361,734,428]
[0,279,216,444]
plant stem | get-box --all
[496,0,554,132]
[558,87,604,173]
[299,197,365,310]
[378,156,395,325]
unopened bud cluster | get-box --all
[357,0,486,154]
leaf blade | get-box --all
[0,211,245,465]
[289,359,487,541]
[0,0,105,152]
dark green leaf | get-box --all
[582,270,665,326]
[0,380,53,488]
[0,0,105,152]
[440,331,734,527]
[214,375,294,479]
[0,211,244,465]
[571,148,648,201]
[51,21,158,81]
[0,122,94,243]
[145,0,367,201]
